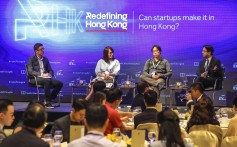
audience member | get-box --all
[195,45,222,89]
[186,82,212,111]
[0,103,49,147]
[68,104,121,147]
[150,110,186,147]
[85,81,106,101]
[104,88,125,135]
[134,90,158,128]
[224,96,237,138]
[0,99,14,143]
[131,82,149,112]
[92,91,106,105]
[51,99,87,143]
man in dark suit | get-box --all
[134,90,158,129]
[50,99,87,143]
[196,45,222,89]
[186,82,212,110]
[131,82,149,112]
[28,43,63,108]
[0,103,49,147]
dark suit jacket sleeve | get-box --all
[43,58,54,76]
[197,60,205,76]
[208,57,221,79]
[28,56,41,77]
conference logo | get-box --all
[218,95,226,101]
[233,84,237,91]
[15,0,128,41]
[194,62,199,66]
[56,70,63,76]
[69,60,76,66]
[233,62,237,68]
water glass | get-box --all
[54,130,63,143]
[113,128,122,142]
[148,131,156,142]
[43,134,53,146]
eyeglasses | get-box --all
[37,48,44,51]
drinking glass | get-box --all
[54,130,63,143]
[43,134,53,145]
[113,128,122,142]
[148,131,156,142]
[183,77,188,87]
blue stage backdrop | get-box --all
[0,0,237,105]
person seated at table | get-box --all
[186,82,212,111]
[131,82,149,112]
[13,101,44,134]
[93,46,120,88]
[134,90,158,129]
[92,91,106,105]
[224,96,237,138]
[68,104,121,147]
[0,99,15,143]
[0,103,49,147]
[104,88,126,135]
[50,99,87,143]
[186,97,222,146]
[85,81,106,102]
[150,110,187,147]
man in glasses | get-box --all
[27,43,63,109]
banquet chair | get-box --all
[25,64,61,107]
[189,130,219,147]
[136,123,158,140]
[221,136,237,147]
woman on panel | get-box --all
[93,46,120,88]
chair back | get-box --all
[136,123,158,140]
[189,130,218,147]
[221,136,237,147]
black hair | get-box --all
[151,45,162,53]
[86,104,108,128]
[137,82,149,94]
[190,82,204,94]
[93,81,106,93]
[34,43,43,51]
[144,90,157,106]
[93,91,106,105]
[0,99,13,113]
[106,88,123,103]
[203,45,214,55]
[72,99,87,112]
[158,110,185,147]
[233,97,237,108]
[103,46,115,63]
[23,103,47,128]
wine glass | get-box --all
[54,130,63,143]
[183,77,188,87]
[43,134,53,145]
[112,128,122,142]
[148,131,156,142]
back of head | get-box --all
[187,97,218,132]
[0,99,13,113]
[158,110,185,147]
[233,97,237,108]
[106,88,122,103]
[93,91,106,105]
[72,99,87,112]
[23,103,47,129]
[93,81,106,93]
[190,82,204,94]
[144,90,157,106]
[137,82,149,94]
[86,104,108,128]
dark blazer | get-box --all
[131,93,146,112]
[0,128,49,147]
[197,56,221,80]
[134,108,158,129]
[50,114,84,143]
[0,129,6,143]
[27,55,53,78]
[187,93,212,110]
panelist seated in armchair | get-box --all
[140,45,172,98]
[195,45,222,89]
[92,46,120,88]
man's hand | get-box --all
[213,65,218,71]
[152,74,160,79]
[42,73,51,77]
[201,72,207,78]
[105,73,110,80]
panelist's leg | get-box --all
[50,78,63,100]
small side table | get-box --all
[70,85,89,103]
[118,85,136,98]
[169,86,188,107]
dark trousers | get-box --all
[195,77,215,89]
[30,77,63,102]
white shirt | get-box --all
[95,59,120,76]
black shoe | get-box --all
[44,103,54,109]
